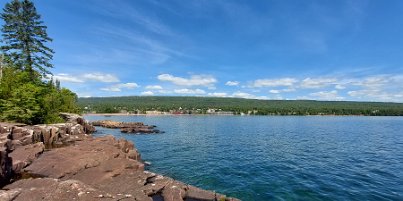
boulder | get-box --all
[9,142,45,173]
[60,113,95,134]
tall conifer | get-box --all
[1,0,54,79]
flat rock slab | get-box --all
[3,178,117,201]
[9,142,44,173]
[24,135,143,179]
[1,118,238,201]
[13,135,238,201]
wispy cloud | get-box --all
[225,81,240,86]
[208,92,228,97]
[141,91,154,96]
[145,85,163,90]
[50,72,119,83]
[174,88,206,95]
[52,73,84,83]
[346,89,403,102]
[158,74,217,88]
[310,90,344,101]
[90,0,174,36]
[250,78,298,88]
[346,75,403,102]
[300,77,337,89]
[335,84,346,90]
[83,73,120,83]
[57,70,403,102]
[93,24,189,64]
[100,82,139,92]
[232,91,268,100]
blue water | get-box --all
[84,115,403,201]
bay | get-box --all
[85,115,403,201]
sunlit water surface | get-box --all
[85,115,403,201]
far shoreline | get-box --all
[83,113,403,117]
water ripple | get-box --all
[86,115,403,201]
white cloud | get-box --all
[251,78,297,88]
[83,73,120,82]
[335,84,346,90]
[345,75,403,102]
[100,82,139,92]
[145,85,163,90]
[347,89,403,102]
[347,90,375,97]
[225,81,239,86]
[208,92,228,97]
[52,73,84,83]
[100,87,121,92]
[232,92,254,99]
[351,75,401,89]
[118,82,139,89]
[47,72,120,83]
[174,88,206,94]
[300,77,337,89]
[141,91,154,96]
[310,90,344,101]
[268,88,296,94]
[158,74,216,87]
[232,91,268,99]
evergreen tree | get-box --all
[0,0,81,124]
[0,0,54,79]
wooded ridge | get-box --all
[78,96,403,116]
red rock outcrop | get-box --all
[92,120,162,134]
[3,135,238,201]
[0,113,95,186]
[60,112,96,134]
[0,114,239,201]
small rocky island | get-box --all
[0,114,238,201]
[92,120,162,134]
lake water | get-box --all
[84,115,403,201]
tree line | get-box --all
[0,0,80,124]
[78,96,403,116]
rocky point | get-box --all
[0,114,239,201]
[92,120,162,134]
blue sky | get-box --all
[3,0,403,102]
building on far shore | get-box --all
[207,108,234,115]
[146,110,162,115]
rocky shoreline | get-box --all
[0,114,239,201]
[91,120,162,134]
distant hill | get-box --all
[78,96,403,116]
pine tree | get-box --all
[0,0,54,79]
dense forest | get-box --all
[0,0,80,124]
[78,96,403,116]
